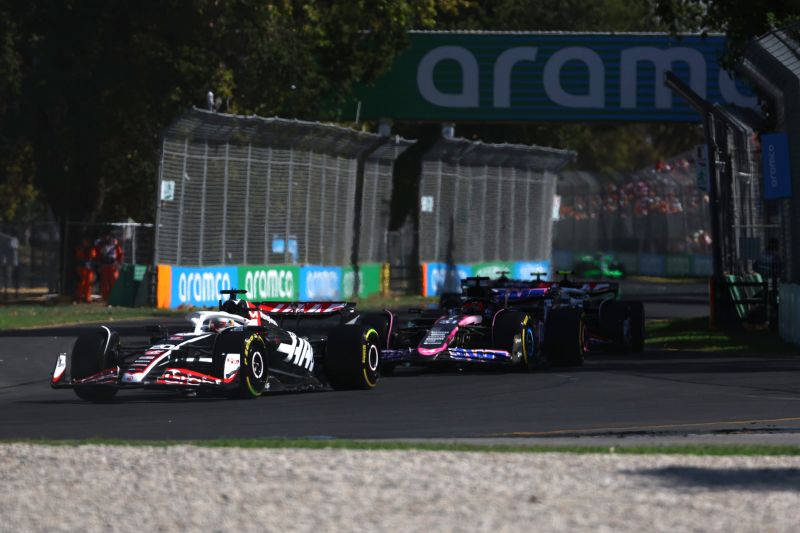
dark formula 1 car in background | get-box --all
[51,290,381,402]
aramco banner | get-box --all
[157,264,384,308]
[348,32,756,122]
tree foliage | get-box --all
[1,0,446,223]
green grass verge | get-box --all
[646,316,796,354]
[0,294,438,330]
[3,438,800,456]
[0,304,183,330]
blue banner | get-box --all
[424,263,473,297]
[170,266,238,308]
[299,266,342,300]
[762,133,793,200]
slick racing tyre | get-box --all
[544,308,586,367]
[357,312,395,376]
[71,327,119,403]
[599,300,632,352]
[214,332,269,399]
[493,310,536,372]
[627,301,645,353]
[325,325,380,390]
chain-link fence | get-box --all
[555,152,713,256]
[358,139,415,264]
[418,138,574,264]
[155,108,409,267]
[0,220,60,295]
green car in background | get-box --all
[573,253,626,279]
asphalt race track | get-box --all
[2,280,799,442]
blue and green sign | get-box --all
[348,32,756,122]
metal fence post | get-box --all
[198,141,209,266]
[263,146,272,264]
[319,153,327,264]
[304,152,312,264]
[434,160,443,262]
[524,169,532,260]
[285,147,294,264]
[222,142,229,264]
[176,138,189,265]
[244,143,252,264]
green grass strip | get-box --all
[646,316,796,354]
[0,304,183,330]
[3,438,800,456]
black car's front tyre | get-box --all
[71,327,119,403]
[214,332,269,399]
[325,325,381,390]
[544,308,586,367]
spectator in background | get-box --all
[94,231,123,301]
[74,237,96,303]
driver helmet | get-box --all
[204,316,234,332]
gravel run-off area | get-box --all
[2,445,800,532]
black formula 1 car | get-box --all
[359,276,586,374]
[51,290,381,402]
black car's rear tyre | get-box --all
[627,301,645,353]
[214,332,269,399]
[493,310,536,372]
[325,325,380,390]
[71,327,119,403]
[544,308,586,367]
[599,300,632,352]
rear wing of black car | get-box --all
[257,301,356,316]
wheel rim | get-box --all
[367,344,379,372]
[252,351,265,380]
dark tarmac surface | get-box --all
[2,280,798,443]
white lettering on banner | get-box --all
[493,47,538,108]
[245,270,294,299]
[620,47,706,108]
[305,271,339,300]
[178,272,231,304]
[417,45,751,111]
[768,144,778,188]
[543,47,605,108]
[417,46,479,107]
[718,70,759,108]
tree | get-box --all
[3,0,448,224]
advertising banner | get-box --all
[342,263,383,299]
[472,262,514,279]
[422,263,473,297]
[761,133,793,200]
[238,265,299,301]
[348,32,756,122]
[514,261,552,280]
[299,266,342,300]
[169,266,237,308]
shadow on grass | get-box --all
[646,317,796,354]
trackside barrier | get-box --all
[552,250,713,278]
[108,264,149,307]
[779,283,800,346]
[421,261,552,297]
[156,263,384,308]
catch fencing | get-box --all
[418,138,574,265]
[155,108,410,268]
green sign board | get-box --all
[238,265,300,301]
[342,263,382,299]
[347,32,756,122]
